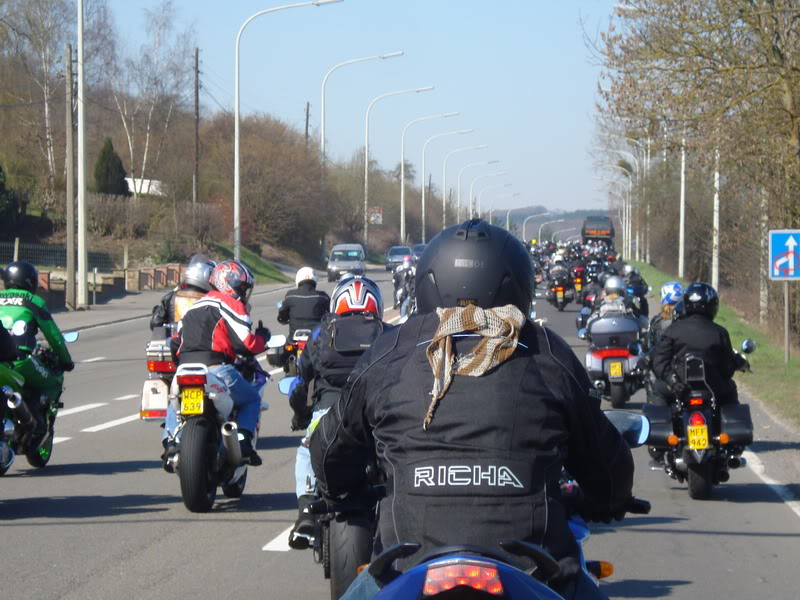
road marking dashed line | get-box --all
[80,356,105,363]
[262,526,294,552]
[114,394,138,401]
[81,414,139,433]
[52,437,71,444]
[58,403,107,417]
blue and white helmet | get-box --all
[660,281,684,306]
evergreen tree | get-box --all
[94,138,129,195]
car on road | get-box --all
[412,243,427,261]
[327,243,366,282]
[386,245,412,271]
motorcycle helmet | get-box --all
[552,254,564,264]
[604,276,626,296]
[295,266,317,287]
[415,219,533,314]
[210,260,255,303]
[184,254,216,292]
[660,281,684,306]
[622,264,634,276]
[673,299,686,320]
[401,256,414,270]
[331,275,383,319]
[3,261,38,293]
[683,282,719,320]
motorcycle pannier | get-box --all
[642,404,673,448]
[720,404,753,446]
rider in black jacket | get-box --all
[651,282,746,406]
[277,267,330,336]
[311,219,634,600]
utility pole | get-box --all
[65,44,75,310]
[77,0,88,308]
[304,102,311,148]
[193,47,199,207]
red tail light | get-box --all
[556,286,564,291]
[592,348,630,359]
[140,409,167,419]
[147,360,176,372]
[575,277,583,284]
[689,397,704,406]
[297,341,307,350]
[177,374,206,386]
[423,560,503,596]
[689,412,706,427]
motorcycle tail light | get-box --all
[423,560,503,596]
[147,360,176,372]
[689,397,704,406]
[586,561,614,579]
[176,374,206,386]
[592,348,630,359]
[689,411,706,427]
[297,341,307,350]
[285,344,294,352]
[140,409,167,419]
[575,278,583,283]
[556,286,564,291]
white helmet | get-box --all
[553,254,564,263]
[623,264,634,276]
[295,266,317,286]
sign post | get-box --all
[769,230,799,363]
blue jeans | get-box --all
[163,364,262,440]
[295,408,328,497]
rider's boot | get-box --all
[288,494,316,550]
[161,438,177,473]
[239,429,262,467]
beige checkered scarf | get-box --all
[423,304,525,429]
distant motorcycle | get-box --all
[546,276,573,312]
[643,339,756,500]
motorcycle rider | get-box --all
[287,275,387,549]
[277,267,330,337]
[150,254,216,331]
[0,261,74,444]
[163,260,270,470]
[648,282,683,348]
[622,264,650,317]
[310,219,634,600]
[392,255,415,309]
[651,282,746,408]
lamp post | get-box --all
[399,112,458,243]
[234,0,343,260]
[552,227,576,242]
[421,129,472,242]
[477,183,511,218]
[457,160,498,222]
[601,164,634,257]
[468,171,507,217]
[364,86,434,249]
[488,192,520,225]
[538,218,564,241]
[442,145,487,228]
[522,211,552,241]
[321,50,403,163]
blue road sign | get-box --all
[769,230,800,281]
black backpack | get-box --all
[316,313,384,389]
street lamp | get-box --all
[552,227,576,242]
[522,211,552,241]
[599,164,634,257]
[421,129,473,242]
[469,171,507,217]
[538,218,564,241]
[399,112,459,243]
[234,0,343,260]
[442,145,487,228]
[457,160,498,222]
[477,183,511,218]
[488,192,520,224]
[364,85,434,249]
[321,50,403,163]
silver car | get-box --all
[327,243,366,282]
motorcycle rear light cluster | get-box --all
[176,374,206,386]
[423,560,503,596]
[556,286,564,291]
[592,348,630,359]
[285,344,294,352]
[689,411,706,427]
[688,397,704,406]
[147,360,176,372]
[140,409,167,419]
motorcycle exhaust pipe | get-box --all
[221,421,242,467]
[6,389,35,430]
[728,456,746,469]
[593,380,606,391]
[717,469,730,483]
[674,457,688,473]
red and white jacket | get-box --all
[174,290,266,365]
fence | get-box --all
[0,240,119,272]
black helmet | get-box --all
[683,282,719,319]
[415,219,533,314]
[3,261,38,293]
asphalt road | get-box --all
[2,269,799,599]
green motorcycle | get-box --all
[0,330,78,475]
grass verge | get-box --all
[211,243,291,285]
[633,261,800,429]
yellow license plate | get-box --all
[687,425,709,450]
[576,283,582,291]
[180,387,204,415]
[609,361,623,377]
[557,290,564,299]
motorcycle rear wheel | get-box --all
[329,513,373,600]
[609,382,628,409]
[178,418,218,512]
[688,462,713,500]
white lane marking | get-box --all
[80,356,105,363]
[82,414,139,433]
[388,315,401,324]
[262,525,294,552]
[114,394,138,401]
[53,437,71,444]
[743,450,800,521]
[269,368,283,375]
[58,403,107,417]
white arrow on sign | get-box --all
[774,235,797,277]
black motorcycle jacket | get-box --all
[310,314,634,576]
[651,313,745,400]
[277,281,330,335]
[548,264,570,282]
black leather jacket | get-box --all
[277,281,330,335]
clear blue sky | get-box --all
[113,0,615,213]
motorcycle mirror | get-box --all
[580,307,591,316]
[276,301,283,310]
[63,331,79,343]
[577,328,588,340]
[278,376,297,396]
[11,320,26,336]
[529,311,537,320]
[267,334,287,348]
[741,339,757,354]
[603,410,651,448]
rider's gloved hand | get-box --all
[62,360,75,372]
[255,320,271,342]
[291,408,313,431]
[668,372,686,397]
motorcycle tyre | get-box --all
[178,418,218,513]
[688,461,713,500]
[557,302,565,312]
[222,470,247,498]
[609,382,628,409]
[26,420,55,468]
[329,513,373,600]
